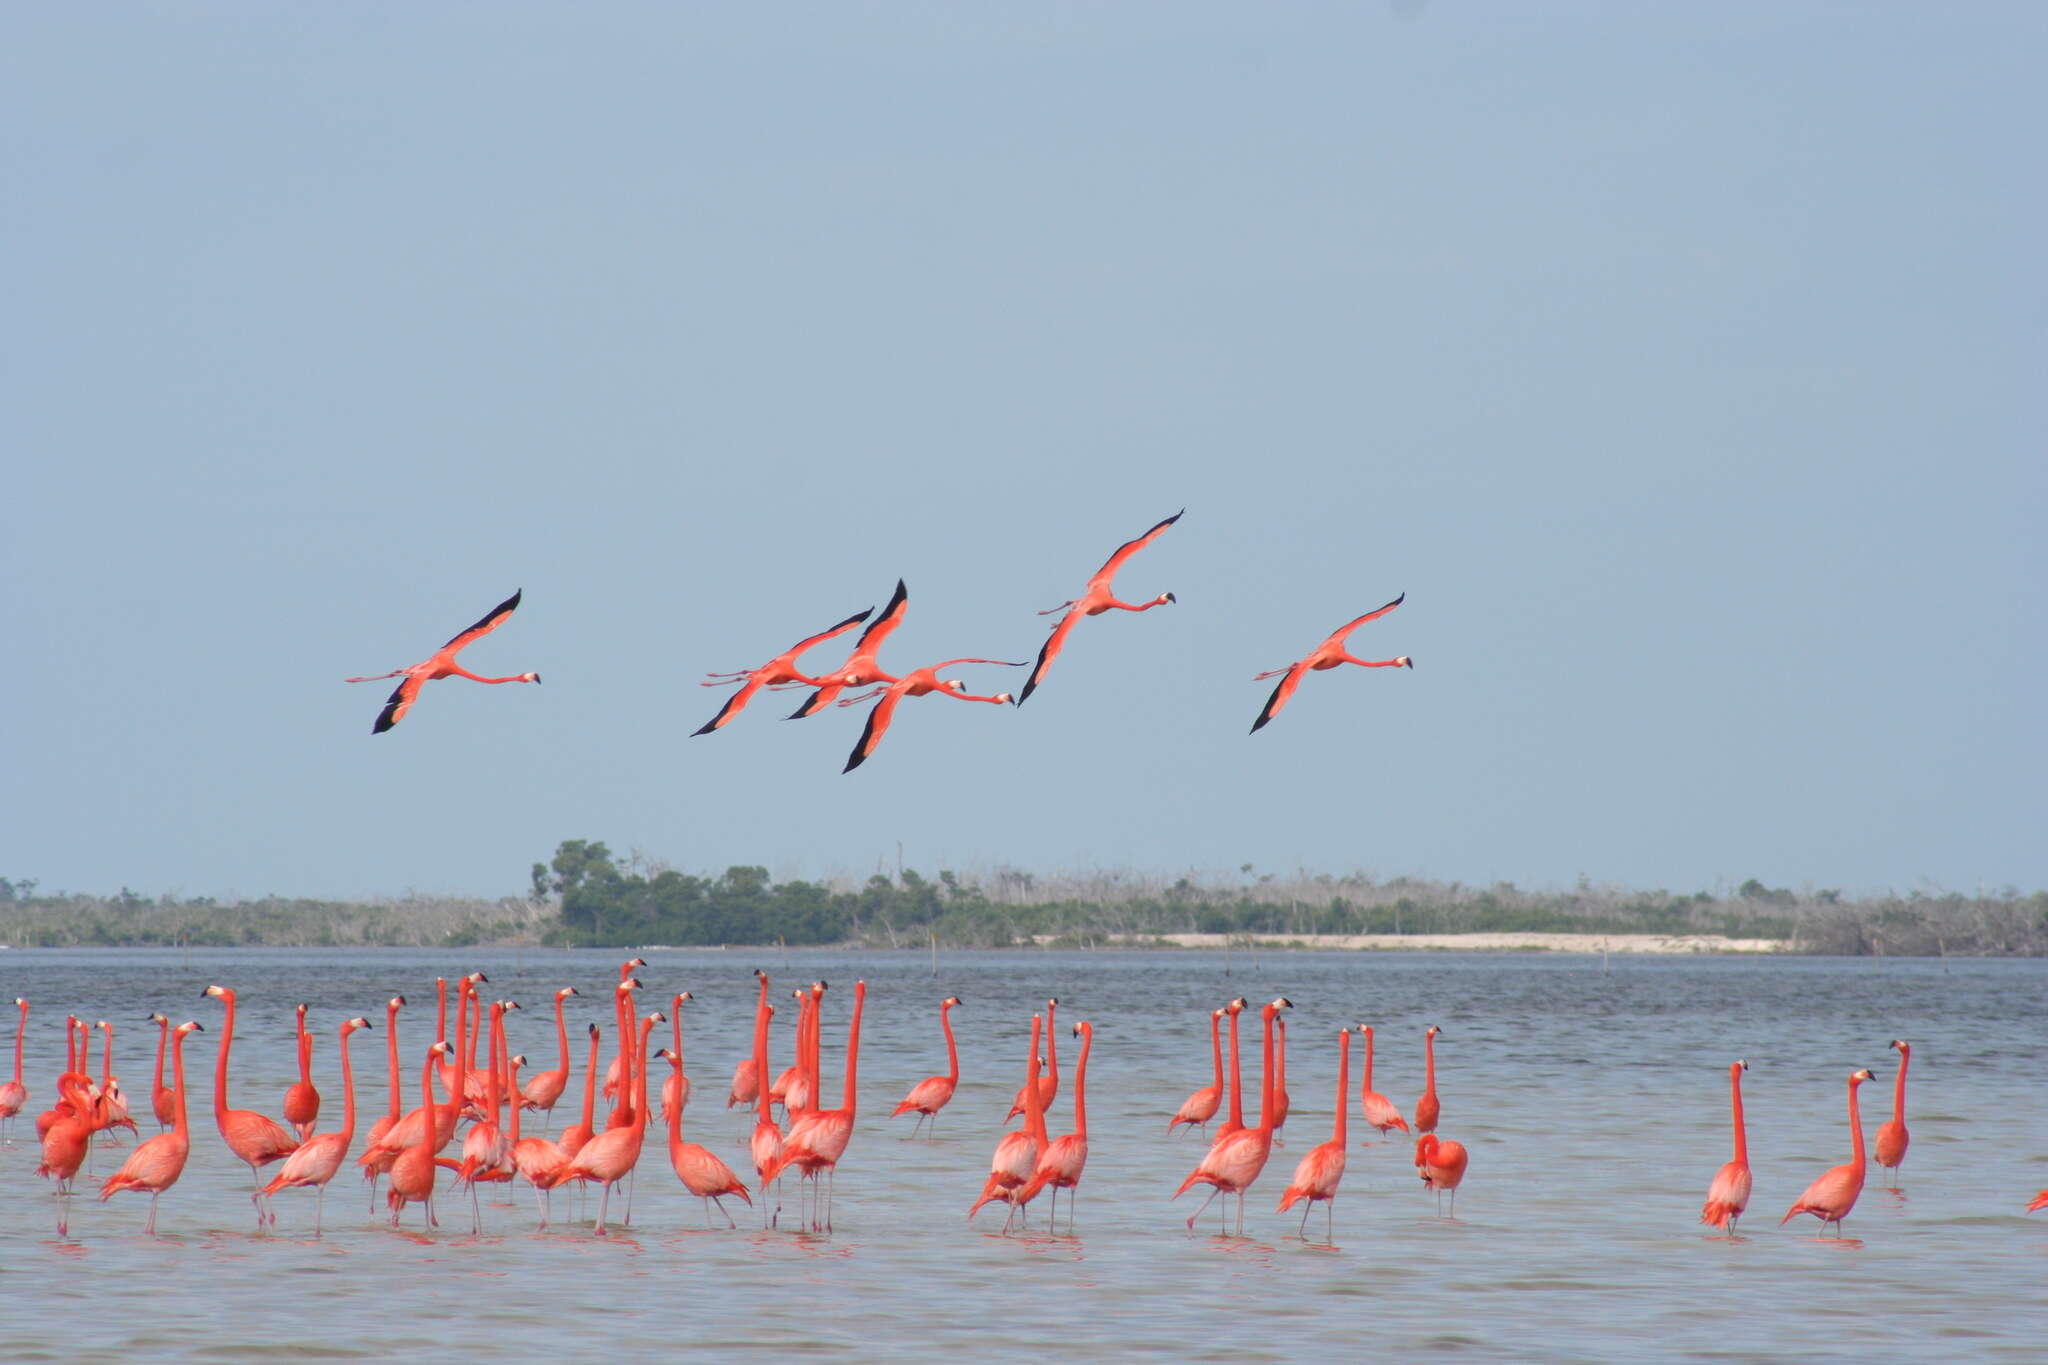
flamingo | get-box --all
[2029,1190,2048,1213]
[1174,997,1292,1235]
[359,980,471,1177]
[1415,1132,1469,1215]
[1248,594,1411,733]
[693,605,875,735]
[1018,1020,1093,1232]
[258,1015,371,1233]
[0,997,28,1143]
[1005,997,1059,1125]
[1700,1059,1752,1234]
[203,985,300,1223]
[37,1070,97,1211]
[787,580,910,719]
[146,1012,176,1131]
[1271,1016,1292,1138]
[505,1054,571,1227]
[1875,1039,1910,1187]
[728,970,771,1113]
[1414,1025,1442,1133]
[97,1021,204,1234]
[1167,1008,1224,1136]
[660,992,693,1122]
[558,1023,603,1161]
[386,1042,451,1227]
[1015,509,1182,705]
[777,983,825,1117]
[892,995,962,1136]
[969,1014,1045,1233]
[601,958,647,1109]
[451,1002,513,1230]
[346,589,539,732]
[1357,1025,1409,1137]
[602,975,645,1129]
[748,988,784,1224]
[838,659,1023,773]
[764,980,867,1232]
[520,986,579,1133]
[283,1003,320,1141]
[1277,1027,1352,1239]
[361,994,404,1211]
[93,1018,140,1140]
[660,1004,752,1226]
[36,1019,87,1144]
[550,1010,662,1235]
[1211,997,1250,1148]
[1781,1068,1878,1236]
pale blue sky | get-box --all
[4,3,2042,901]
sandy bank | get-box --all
[1101,931,1788,955]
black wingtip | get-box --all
[842,750,867,774]
[1014,682,1034,706]
[1250,713,1271,734]
[690,720,718,737]
[372,715,394,735]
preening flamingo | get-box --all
[1018,1020,1093,1232]
[1005,997,1059,1125]
[1174,996,1292,1235]
[787,580,910,719]
[97,1021,204,1234]
[203,985,300,1223]
[1248,594,1411,733]
[1415,1025,1442,1133]
[1700,1059,1752,1234]
[520,986,579,1133]
[1875,1039,1910,1187]
[1167,1008,1224,1136]
[0,997,28,1142]
[764,980,867,1232]
[1781,1068,1877,1236]
[838,658,1022,773]
[1415,1132,1469,1215]
[259,1016,371,1233]
[1277,1028,1352,1239]
[283,1003,320,1141]
[1357,1025,1409,1136]
[892,995,962,1137]
[969,1014,1044,1233]
[693,605,874,735]
[1015,509,1182,706]
[345,588,539,733]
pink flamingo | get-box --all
[787,580,910,718]
[1357,1025,1409,1136]
[693,604,875,734]
[259,1015,371,1232]
[1175,997,1292,1235]
[893,995,963,1137]
[838,659,1022,773]
[1249,594,1411,732]
[1700,1059,1752,1233]
[970,1014,1045,1233]
[660,1001,752,1226]
[660,993,693,1122]
[1168,1008,1225,1136]
[1004,997,1059,1125]
[728,970,771,1113]
[505,1053,571,1227]
[1210,997,1250,1147]
[1277,1027,1352,1239]
[282,1003,320,1141]
[749,991,784,1225]
[558,1023,603,1161]
[1414,1025,1442,1133]
[1015,509,1182,705]
[361,994,404,1211]
[345,588,539,733]
[97,1021,204,1234]
[203,984,300,1223]
[146,1011,176,1131]
[520,986,579,1133]
[1875,1039,1910,1187]
[1,997,29,1142]
[1781,1068,1877,1236]
[1415,1132,1469,1215]
[764,980,867,1232]
[386,1042,452,1227]
[1018,1020,1093,1232]
[550,1009,662,1235]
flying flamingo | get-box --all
[505,1054,572,1227]
[1357,1025,1409,1137]
[1210,997,1250,1147]
[1005,997,1059,1125]
[1781,1068,1878,1236]
[550,1010,662,1235]
[838,659,1023,773]
[345,588,540,733]
[660,993,693,1122]
[1174,997,1293,1235]
[146,1012,176,1131]
[764,980,867,1232]
[97,1020,204,1234]
[1248,594,1411,733]
[1277,1027,1352,1240]
[520,986,579,1134]
[386,1041,452,1227]
[259,1015,371,1233]
[969,1013,1044,1233]
[1015,509,1182,706]
[728,970,771,1113]
[1415,1132,1469,1215]
[283,1003,320,1142]
[1018,1019,1093,1233]
[1875,1039,1910,1187]
[0,997,27,1143]
[203,984,300,1223]
[1415,1025,1442,1133]
[1700,1059,1752,1234]
[893,995,963,1137]
[788,580,911,718]
[692,605,875,735]
[1167,1008,1224,1136]
[660,1002,752,1227]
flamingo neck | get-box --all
[1256,1008,1279,1136]
[435,981,447,1047]
[11,1004,24,1084]
[483,1006,502,1117]
[213,994,234,1124]
[1847,1077,1867,1172]
[1207,1013,1222,1088]
[1226,1010,1244,1127]
[753,1000,773,1124]
[1023,1017,1046,1145]
[169,1029,190,1138]
[630,1018,656,1138]
[554,995,572,1072]
[579,1032,600,1129]
[941,1003,958,1084]
[338,1027,358,1144]
[384,1005,403,1120]
[1072,1028,1090,1140]
[1333,1031,1349,1145]
[152,1019,168,1094]
[506,1063,524,1144]
[1362,1028,1374,1091]
[1891,1049,1909,1120]
[1044,1002,1058,1085]
[297,1032,313,1087]
[101,1027,113,1085]
[840,986,865,1113]
[1424,1031,1436,1089]
[416,1051,438,1160]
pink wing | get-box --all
[1087,509,1184,590]
[1324,593,1405,650]
[440,589,524,654]
[843,688,907,773]
[1250,661,1308,733]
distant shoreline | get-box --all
[1090,931,1789,954]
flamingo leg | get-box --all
[1185,1185,1221,1232]
[146,1191,160,1236]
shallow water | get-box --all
[1,948,2044,1362]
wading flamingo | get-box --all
[1415,1132,1469,1215]
[551,1010,661,1235]
[1277,1027,1351,1239]
[764,980,867,1231]
[661,992,693,1122]
[1249,594,1411,733]
[1357,1025,1409,1136]
[750,997,783,1225]
[892,995,962,1137]
[203,985,299,1223]
[450,1001,513,1231]
[601,959,647,1109]
[788,580,910,718]
[693,605,874,735]
[728,970,770,1113]
[1018,1019,1093,1232]
[661,1024,752,1227]
[1875,1039,1910,1187]
[506,1054,571,1227]
[259,1015,371,1233]
[37,1071,95,1208]
[361,994,404,1212]
[147,1012,176,1130]
[0,997,28,1142]
[1175,997,1292,1235]
[346,589,539,733]
[557,1023,603,1162]
[386,1042,451,1227]
[98,1021,204,1234]
[1015,509,1181,705]
[1271,1016,1292,1137]
[1781,1068,1878,1236]
[283,1003,320,1142]
[359,980,471,1178]
[1005,997,1060,1125]
[1700,1059,1752,1234]
[1415,1025,1442,1133]
[1168,1009,1224,1136]
[520,986,579,1133]
[969,1013,1044,1233]
[1211,997,1250,1147]
[838,659,1023,772]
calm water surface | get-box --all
[1,948,2043,1362]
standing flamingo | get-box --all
[693,605,874,735]
[506,1054,571,1227]
[1175,997,1292,1235]
[361,994,404,1212]
[283,1003,320,1141]
[892,995,963,1136]
[750,997,784,1224]
[1875,1039,1910,1187]
[359,980,471,1177]
[1018,1020,1093,1232]
[0,997,28,1143]
[386,1042,452,1227]
[1168,1008,1224,1136]
[660,1009,752,1227]
[552,1010,661,1235]
[346,588,539,732]
[1357,1025,1409,1137]
[969,1014,1044,1233]
[765,980,867,1232]
[1415,1132,1469,1215]
[728,970,771,1113]
[259,1015,371,1233]
[787,580,910,718]
[1271,1016,1292,1138]
[1248,594,1411,732]
[94,1018,140,1140]
[1700,1059,1752,1234]
[451,1001,513,1231]
[558,1023,603,1162]
[203,984,299,1223]
[1210,997,1250,1147]
[1005,998,1059,1125]
[1781,1068,1878,1236]
[520,986,579,1133]
[37,1071,96,1206]
[660,993,693,1122]
[1278,1028,1352,1239]
[146,1012,176,1131]
[97,1021,204,1234]
[1015,509,1182,705]
[838,659,1022,773]
[1414,1025,1442,1133]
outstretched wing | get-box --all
[373,675,427,734]
[852,580,909,652]
[692,677,766,737]
[843,689,907,773]
[1017,611,1083,706]
[1326,593,1405,649]
[778,605,874,665]
[1249,661,1308,734]
[787,678,844,720]
[1087,509,1183,590]
[441,589,524,653]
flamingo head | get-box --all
[176,1021,204,1038]
[993,693,1014,704]
[559,987,579,1000]
[1397,656,1413,669]
[344,1016,372,1035]
[431,1041,453,1058]
[509,1054,527,1072]
[674,991,694,1008]
[1889,1038,1909,1058]
[1226,996,1248,1015]
[587,1023,600,1039]
[1426,1024,1441,1040]
[942,995,962,1008]
[1734,1058,1748,1074]
[503,1000,523,1013]
[146,1011,168,1026]
[521,672,541,684]
[1849,1068,1875,1086]
[202,984,231,1003]
[1157,592,1177,606]
[389,995,406,1011]
[942,679,967,694]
